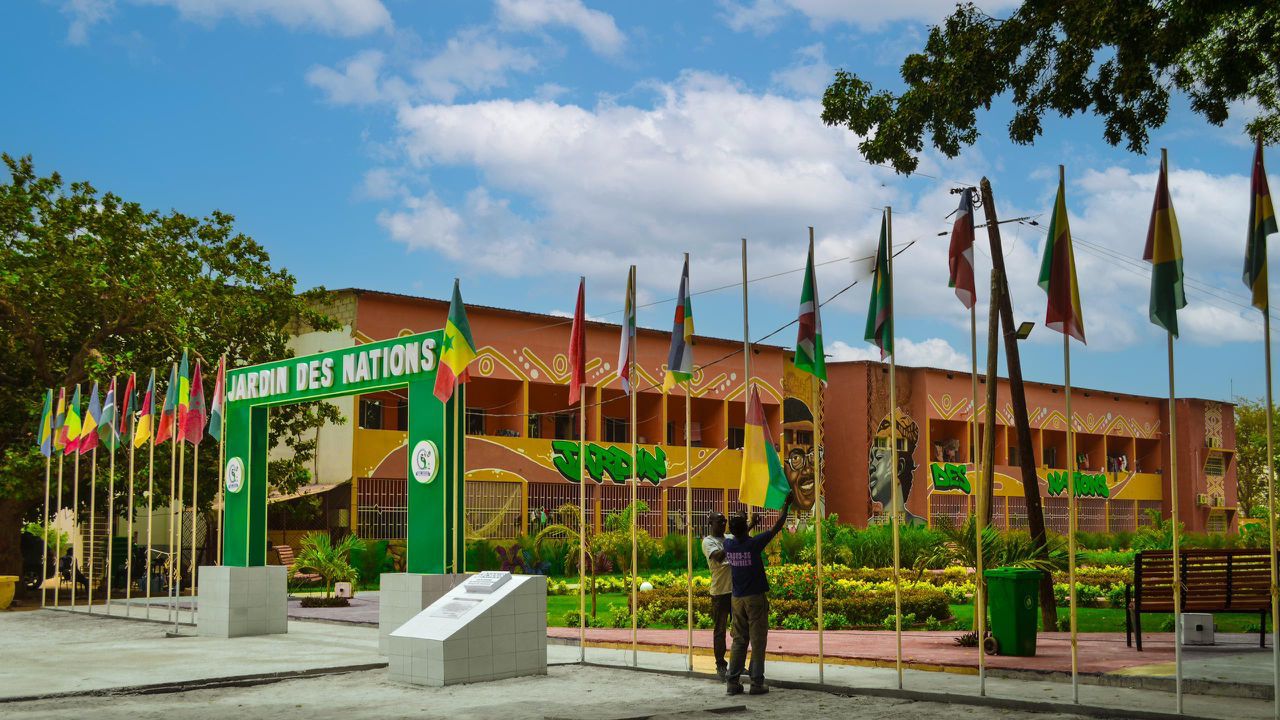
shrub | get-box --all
[695,611,713,630]
[782,614,815,630]
[1107,584,1128,608]
[924,615,943,631]
[562,610,605,628]
[882,612,917,630]
[659,608,689,627]
[954,631,979,647]
[822,612,849,630]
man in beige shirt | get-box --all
[701,511,732,678]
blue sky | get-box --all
[3,0,1274,404]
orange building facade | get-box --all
[288,289,1236,541]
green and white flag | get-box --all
[793,237,827,381]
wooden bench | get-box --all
[1125,548,1275,650]
[274,544,322,584]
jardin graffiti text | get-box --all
[551,441,667,486]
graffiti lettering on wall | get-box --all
[1046,470,1110,498]
[551,440,667,486]
[929,463,972,494]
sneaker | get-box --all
[748,684,769,695]
[715,667,727,681]
[726,682,744,696]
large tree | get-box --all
[1234,398,1278,519]
[0,153,341,587]
[821,1,1280,174]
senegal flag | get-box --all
[793,237,827,381]
[1144,152,1187,336]
[434,279,476,402]
[38,390,54,458]
[738,386,789,509]
[1038,173,1086,343]
[864,211,893,358]
[1244,137,1277,311]
[61,386,82,456]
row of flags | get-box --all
[942,138,1278,345]
[37,351,227,459]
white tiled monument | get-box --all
[197,565,288,638]
[379,572,471,654]
[388,571,547,686]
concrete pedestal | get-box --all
[379,573,471,655]
[197,565,287,638]
[388,573,547,686]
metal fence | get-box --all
[466,480,522,540]
[357,477,407,540]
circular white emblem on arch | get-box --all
[411,440,439,484]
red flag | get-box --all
[567,277,587,405]
[948,187,976,309]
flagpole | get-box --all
[1065,330,1080,703]
[175,412,185,633]
[742,239,753,531]
[126,395,137,618]
[577,276,587,665]
[887,206,903,690]
[629,265,639,669]
[452,389,460,574]
[1264,300,1279,720]
[1167,329,1183,714]
[218,355,227,566]
[190,439,199,622]
[106,395,117,616]
[166,364,179,624]
[971,295,986,695]
[809,227,825,684]
[89,443,98,612]
[41,390,52,608]
[685,375,694,673]
[55,448,65,608]
[145,369,158,617]
[71,384,81,610]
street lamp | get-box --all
[1015,321,1035,340]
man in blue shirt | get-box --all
[723,492,792,695]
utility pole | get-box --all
[978,177,1059,629]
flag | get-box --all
[1038,175,1087,343]
[618,266,636,394]
[38,390,54,458]
[663,256,695,390]
[568,279,587,405]
[119,373,136,443]
[156,364,179,444]
[948,187,977,309]
[434,279,477,403]
[184,361,207,445]
[61,386,82,455]
[1144,154,1187,336]
[176,350,191,441]
[794,238,827,382]
[864,212,894,358]
[209,356,226,444]
[1245,137,1277,311]
[98,378,119,450]
[80,382,101,453]
[738,386,790,509]
[133,371,156,449]
[53,388,67,453]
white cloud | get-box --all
[720,0,1021,33]
[495,0,625,56]
[827,337,969,371]
[306,50,388,105]
[378,188,542,276]
[411,29,539,103]
[61,0,115,44]
[137,0,391,36]
[770,43,831,97]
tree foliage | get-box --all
[1234,397,1278,518]
[821,1,1280,174]
[0,153,343,574]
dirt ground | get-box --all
[6,665,1096,720]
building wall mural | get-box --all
[869,408,925,526]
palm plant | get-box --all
[535,503,611,617]
[292,532,365,598]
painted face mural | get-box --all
[868,409,925,526]
[785,446,817,511]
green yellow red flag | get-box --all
[663,256,695,390]
[864,211,894,358]
[434,279,476,402]
[738,386,789,509]
[80,381,101,453]
[1244,137,1277,311]
[133,370,156,448]
[61,386,83,456]
[1143,152,1187,336]
[1038,173,1086,343]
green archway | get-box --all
[220,329,464,573]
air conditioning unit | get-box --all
[1195,493,1210,507]
[1211,495,1226,508]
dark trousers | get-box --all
[727,593,769,686]
[710,593,732,670]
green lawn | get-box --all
[547,592,631,626]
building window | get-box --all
[394,399,408,431]
[359,398,383,430]
[667,422,676,445]
[466,408,486,435]
[554,412,579,440]
[604,417,627,443]
[528,413,541,439]
[727,426,745,450]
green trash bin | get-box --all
[983,567,1041,656]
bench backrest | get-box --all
[1134,549,1274,613]
[275,544,296,567]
